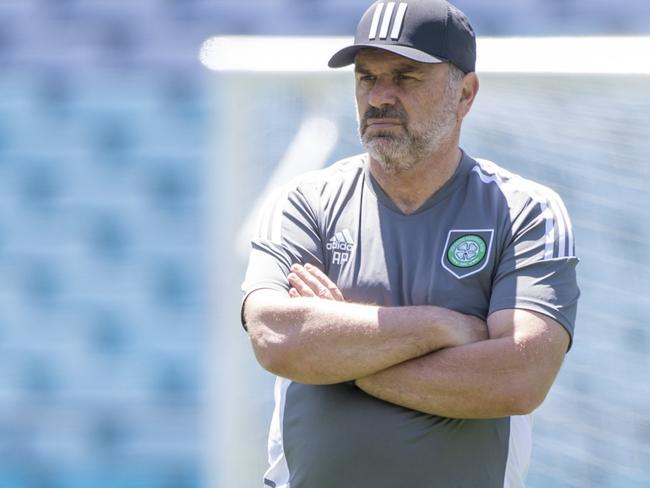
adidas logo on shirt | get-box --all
[326,229,355,265]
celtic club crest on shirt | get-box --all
[448,235,485,268]
[442,229,494,279]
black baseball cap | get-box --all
[328,0,476,73]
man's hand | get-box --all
[288,263,345,301]
[287,263,486,348]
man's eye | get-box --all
[398,74,414,81]
[359,75,375,82]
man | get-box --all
[241,0,579,486]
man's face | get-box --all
[354,49,461,174]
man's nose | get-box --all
[368,78,398,108]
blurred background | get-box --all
[0,1,649,488]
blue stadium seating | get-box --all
[0,0,648,487]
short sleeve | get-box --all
[489,188,580,349]
[240,179,324,329]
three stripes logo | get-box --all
[326,229,356,266]
[368,2,409,41]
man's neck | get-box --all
[369,145,463,215]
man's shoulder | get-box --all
[287,153,366,195]
[467,156,565,209]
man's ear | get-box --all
[458,72,479,120]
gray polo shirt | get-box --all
[242,151,579,488]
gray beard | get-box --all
[359,97,459,175]
[362,111,457,175]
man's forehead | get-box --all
[354,49,430,71]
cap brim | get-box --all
[328,44,446,68]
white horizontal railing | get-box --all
[200,35,650,74]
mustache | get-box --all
[361,106,408,131]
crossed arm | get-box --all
[244,264,569,419]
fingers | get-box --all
[304,264,345,301]
[288,263,344,301]
[288,270,318,298]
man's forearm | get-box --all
[356,338,526,418]
[355,310,569,418]
[245,289,486,384]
